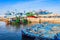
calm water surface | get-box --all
[0,21,32,40]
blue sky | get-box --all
[0,0,60,15]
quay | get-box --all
[0,16,60,24]
[27,18,60,24]
[0,17,10,24]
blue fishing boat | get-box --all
[22,22,60,40]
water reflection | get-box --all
[0,21,39,40]
[0,21,39,32]
[0,22,24,40]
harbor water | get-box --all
[0,21,23,40]
[1,21,60,40]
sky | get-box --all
[0,0,60,15]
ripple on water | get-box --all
[0,22,22,40]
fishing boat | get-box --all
[22,22,60,40]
